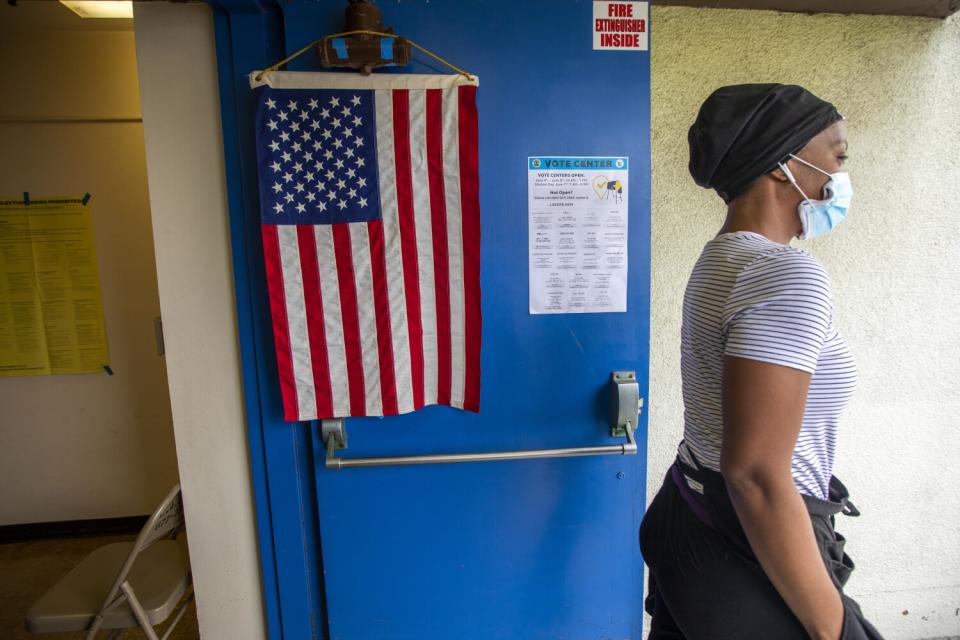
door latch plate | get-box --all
[322,419,347,450]
[610,371,643,438]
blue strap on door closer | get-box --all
[380,37,394,61]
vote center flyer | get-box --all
[528,157,629,315]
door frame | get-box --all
[210,2,327,637]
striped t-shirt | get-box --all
[677,231,858,499]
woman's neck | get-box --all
[717,180,801,246]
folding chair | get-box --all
[26,484,193,640]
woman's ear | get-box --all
[769,163,793,183]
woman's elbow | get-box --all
[720,459,793,501]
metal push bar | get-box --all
[323,420,637,470]
[321,371,642,470]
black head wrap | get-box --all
[688,83,842,203]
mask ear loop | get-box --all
[788,153,833,178]
[779,161,810,201]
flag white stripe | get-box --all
[314,225,350,418]
[408,89,439,405]
[277,225,317,419]
[348,223,384,415]
[441,88,466,406]
[375,89,415,413]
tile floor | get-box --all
[0,534,199,639]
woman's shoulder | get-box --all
[719,235,836,343]
[709,232,829,284]
[727,243,833,315]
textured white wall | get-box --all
[648,7,960,639]
[134,4,266,639]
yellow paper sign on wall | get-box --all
[0,197,110,376]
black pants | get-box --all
[639,460,884,639]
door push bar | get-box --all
[322,371,643,470]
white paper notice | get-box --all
[528,156,628,314]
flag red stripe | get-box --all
[425,88,452,406]
[296,225,334,418]
[458,86,482,411]
[367,220,399,414]
[331,223,367,416]
[261,224,300,420]
[392,90,425,410]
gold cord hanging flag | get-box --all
[253,30,474,83]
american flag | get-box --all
[249,71,481,421]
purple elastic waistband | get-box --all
[669,462,716,529]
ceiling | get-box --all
[1,1,134,31]
[657,0,958,19]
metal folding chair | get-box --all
[26,484,193,640]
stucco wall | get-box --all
[648,7,960,639]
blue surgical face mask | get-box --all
[778,153,852,240]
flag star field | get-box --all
[256,89,381,225]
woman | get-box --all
[639,84,883,640]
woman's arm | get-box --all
[721,355,843,640]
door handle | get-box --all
[322,419,637,470]
[321,372,642,470]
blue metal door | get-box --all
[211,2,651,638]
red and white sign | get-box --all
[593,1,649,51]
